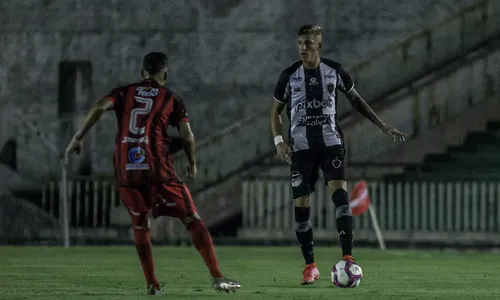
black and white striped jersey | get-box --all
[273,58,354,151]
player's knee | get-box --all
[294,196,311,207]
[294,206,312,232]
[327,180,347,194]
[331,188,352,218]
[133,214,151,231]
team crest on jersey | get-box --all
[327,83,335,95]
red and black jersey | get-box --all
[105,79,188,187]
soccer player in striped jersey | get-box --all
[270,25,407,285]
[65,52,240,295]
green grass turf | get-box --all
[1,246,499,299]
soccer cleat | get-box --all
[147,284,166,296]
[213,276,241,293]
[301,262,320,285]
[342,255,355,262]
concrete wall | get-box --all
[1,0,475,138]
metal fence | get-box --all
[40,178,189,243]
[26,176,500,246]
[239,179,500,245]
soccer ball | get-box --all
[331,260,363,288]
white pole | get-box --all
[368,204,386,250]
[61,159,70,248]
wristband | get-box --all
[274,135,284,146]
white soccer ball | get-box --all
[331,260,363,288]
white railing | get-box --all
[41,177,119,227]
[41,177,189,241]
[240,179,500,244]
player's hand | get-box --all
[64,136,83,165]
[381,125,407,143]
[186,161,197,179]
[276,142,292,165]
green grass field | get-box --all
[1,246,499,299]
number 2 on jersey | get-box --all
[129,96,153,135]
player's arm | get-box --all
[270,100,286,142]
[178,121,196,164]
[270,70,290,145]
[338,65,407,141]
[270,70,292,164]
[344,88,386,129]
[335,64,385,129]
[73,97,114,140]
[170,94,197,178]
[64,97,114,163]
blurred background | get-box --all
[1,0,500,249]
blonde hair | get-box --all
[297,24,322,37]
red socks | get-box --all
[134,229,160,289]
[133,218,222,289]
[187,219,223,278]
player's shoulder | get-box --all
[280,60,303,76]
[114,81,143,91]
[320,57,344,70]
[163,87,184,103]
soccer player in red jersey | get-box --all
[64,52,240,295]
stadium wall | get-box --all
[1,0,475,138]
[16,20,500,246]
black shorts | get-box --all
[290,145,346,199]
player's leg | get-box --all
[290,150,320,285]
[153,181,240,292]
[179,214,240,292]
[321,146,354,261]
[117,186,164,296]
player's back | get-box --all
[107,78,186,187]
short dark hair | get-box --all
[297,24,322,36]
[142,52,168,74]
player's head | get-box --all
[297,24,322,65]
[141,52,169,85]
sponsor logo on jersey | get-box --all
[126,147,149,170]
[296,115,332,127]
[122,136,149,144]
[295,98,333,112]
[308,77,319,85]
[136,86,159,97]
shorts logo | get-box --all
[126,147,149,170]
[332,159,342,168]
[128,207,140,216]
[291,171,303,187]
